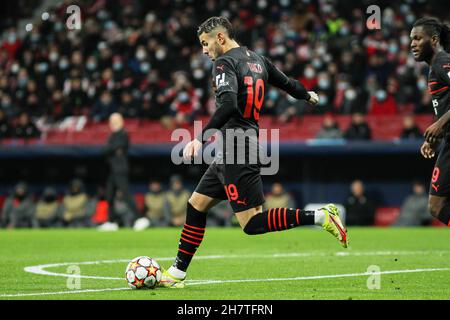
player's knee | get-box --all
[188,196,204,212]
[428,200,443,218]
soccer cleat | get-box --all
[320,204,349,248]
[158,269,185,288]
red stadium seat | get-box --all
[36,114,438,145]
[374,207,401,227]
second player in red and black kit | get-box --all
[411,17,450,227]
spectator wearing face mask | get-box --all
[165,72,200,126]
[261,88,278,116]
[1,27,22,59]
[299,65,318,90]
[314,72,335,114]
[339,86,368,114]
[368,87,398,115]
[414,75,434,114]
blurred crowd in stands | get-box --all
[0,0,448,141]
[0,176,433,229]
[0,175,234,229]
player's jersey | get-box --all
[211,46,277,162]
[212,46,269,131]
[428,51,450,120]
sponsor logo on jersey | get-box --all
[247,62,263,74]
[215,73,229,88]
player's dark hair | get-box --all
[197,16,235,39]
[413,17,450,52]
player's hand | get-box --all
[183,138,202,160]
[424,120,444,145]
[420,141,436,159]
[307,91,319,106]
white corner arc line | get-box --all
[22,250,450,281]
[186,268,450,286]
[1,268,449,298]
[0,287,131,298]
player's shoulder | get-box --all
[432,51,450,69]
[213,55,237,75]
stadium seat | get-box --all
[374,207,401,227]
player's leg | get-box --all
[169,192,221,273]
[427,144,450,226]
[428,195,449,224]
[227,165,348,247]
[234,203,348,247]
[160,163,226,288]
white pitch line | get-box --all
[0,287,130,298]
[1,267,449,298]
[23,250,450,281]
[186,268,450,286]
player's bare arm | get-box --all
[424,114,448,144]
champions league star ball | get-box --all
[125,256,162,289]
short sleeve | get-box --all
[212,57,238,96]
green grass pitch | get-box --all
[0,227,449,300]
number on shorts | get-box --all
[224,184,239,201]
[432,167,440,183]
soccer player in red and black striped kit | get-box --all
[160,16,348,288]
[411,17,450,227]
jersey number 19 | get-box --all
[243,76,264,121]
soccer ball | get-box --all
[125,256,162,289]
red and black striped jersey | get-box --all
[428,50,450,118]
[212,46,269,133]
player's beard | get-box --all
[419,41,434,62]
[212,43,223,60]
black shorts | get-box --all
[194,158,265,213]
[429,141,450,197]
